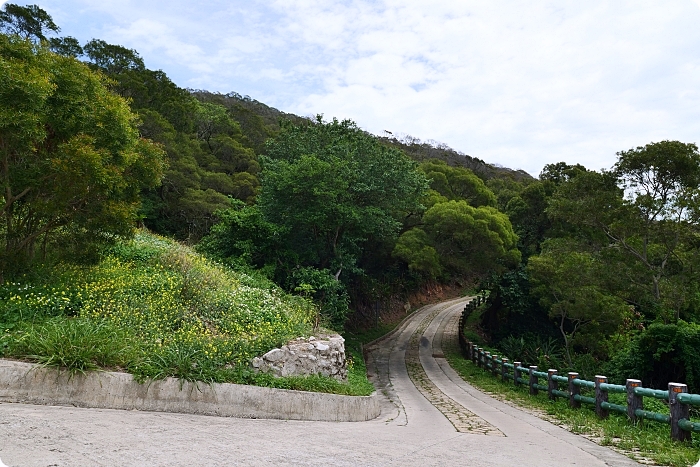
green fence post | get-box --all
[501,357,509,380]
[626,379,642,423]
[492,354,500,377]
[485,352,491,371]
[478,348,484,368]
[548,369,558,401]
[669,383,691,442]
[595,375,609,419]
[514,362,522,387]
[529,366,538,395]
[568,372,580,409]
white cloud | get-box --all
[28,0,700,175]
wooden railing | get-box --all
[458,298,700,442]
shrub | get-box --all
[497,333,565,370]
[605,321,700,392]
[6,317,140,374]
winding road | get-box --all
[0,297,642,466]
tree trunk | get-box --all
[559,314,573,367]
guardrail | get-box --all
[457,298,700,442]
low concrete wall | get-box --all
[0,360,380,422]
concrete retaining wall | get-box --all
[0,360,380,422]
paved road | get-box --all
[0,297,641,466]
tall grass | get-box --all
[0,231,372,395]
[6,317,139,374]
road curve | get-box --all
[0,297,641,466]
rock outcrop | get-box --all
[251,335,347,381]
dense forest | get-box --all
[1,3,699,392]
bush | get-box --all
[288,266,349,330]
[497,333,565,370]
[605,321,700,392]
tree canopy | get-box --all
[393,200,520,279]
[259,117,428,276]
[0,35,165,280]
[547,142,700,319]
[0,3,58,42]
[419,159,497,208]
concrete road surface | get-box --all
[0,297,641,466]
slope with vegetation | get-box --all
[1,2,522,330]
[480,144,700,395]
[2,2,699,402]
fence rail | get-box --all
[457,297,699,443]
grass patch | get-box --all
[454,303,699,466]
[445,346,700,467]
[344,323,398,351]
[0,231,372,396]
[4,317,140,374]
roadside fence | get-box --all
[457,297,700,442]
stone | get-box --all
[263,349,285,362]
[252,334,347,381]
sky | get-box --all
[5,0,700,176]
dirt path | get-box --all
[0,297,641,466]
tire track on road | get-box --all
[404,302,503,436]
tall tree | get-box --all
[260,117,428,277]
[48,36,83,57]
[548,142,700,319]
[0,35,165,281]
[0,3,58,42]
[83,39,145,74]
[528,239,628,365]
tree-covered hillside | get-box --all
[3,3,700,393]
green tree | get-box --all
[504,181,554,257]
[48,36,83,57]
[548,142,700,319]
[197,201,283,272]
[391,228,442,278]
[486,176,528,211]
[0,35,165,281]
[194,102,239,148]
[539,162,587,185]
[0,3,58,42]
[260,117,428,277]
[419,159,497,207]
[528,240,629,365]
[83,39,145,74]
[394,200,520,279]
